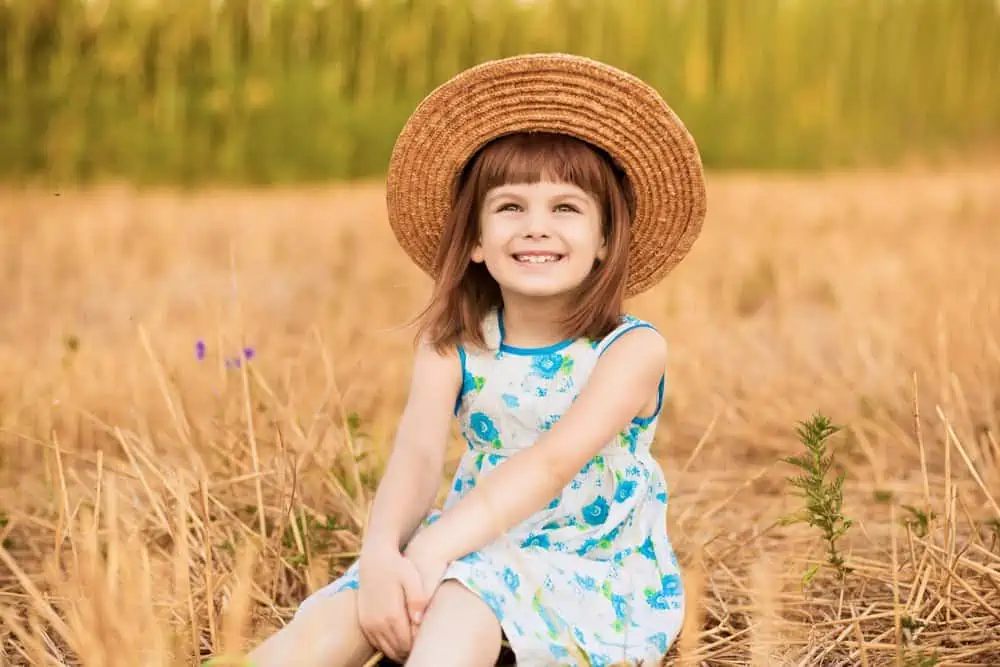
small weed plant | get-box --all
[780,413,855,585]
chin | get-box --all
[499,279,587,300]
[489,264,591,299]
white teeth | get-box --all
[515,254,560,264]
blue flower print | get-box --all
[453,475,475,494]
[481,590,506,619]
[549,645,570,660]
[589,654,614,667]
[614,480,637,503]
[648,631,670,653]
[457,550,484,565]
[661,573,682,596]
[619,424,642,452]
[503,567,520,594]
[501,393,519,408]
[522,533,551,549]
[610,593,630,622]
[573,573,597,591]
[576,537,600,556]
[638,536,657,561]
[644,573,683,610]
[644,586,670,610]
[469,412,501,446]
[540,414,560,431]
[582,496,610,526]
[459,370,485,406]
[531,353,563,379]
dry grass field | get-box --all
[0,166,999,666]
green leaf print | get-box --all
[473,375,485,390]
[560,356,575,374]
[531,587,564,640]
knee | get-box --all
[405,581,502,667]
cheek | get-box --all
[568,226,604,256]
[478,222,512,254]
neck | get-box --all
[498,292,571,348]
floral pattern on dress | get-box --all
[296,308,684,665]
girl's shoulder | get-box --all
[591,313,664,357]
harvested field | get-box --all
[0,167,999,666]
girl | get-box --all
[247,53,706,667]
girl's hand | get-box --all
[402,534,451,624]
[356,543,428,663]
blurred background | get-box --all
[1,0,998,186]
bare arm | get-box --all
[361,338,462,554]
[408,326,667,563]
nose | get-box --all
[522,208,551,238]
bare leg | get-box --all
[405,581,502,667]
[246,589,377,667]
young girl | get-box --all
[247,53,706,667]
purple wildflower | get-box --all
[195,340,206,361]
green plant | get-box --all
[780,413,854,584]
[901,504,936,538]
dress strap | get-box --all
[595,314,661,357]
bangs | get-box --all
[466,132,628,206]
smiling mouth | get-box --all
[512,253,565,264]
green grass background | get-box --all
[1,0,998,185]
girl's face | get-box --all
[471,179,607,300]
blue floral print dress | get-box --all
[297,308,685,665]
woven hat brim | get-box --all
[385,53,707,298]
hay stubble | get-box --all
[1,167,999,665]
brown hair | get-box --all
[414,131,635,352]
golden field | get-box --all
[0,166,999,666]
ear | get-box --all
[596,237,608,262]
[470,243,485,264]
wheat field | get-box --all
[0,166,999,666]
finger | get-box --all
[374,630,404,664]
[372,618,409,663]
[399,561,429,624]
[389,615,415,658]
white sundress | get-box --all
[297,308,685,666]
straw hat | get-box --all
[385,52,707,297]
